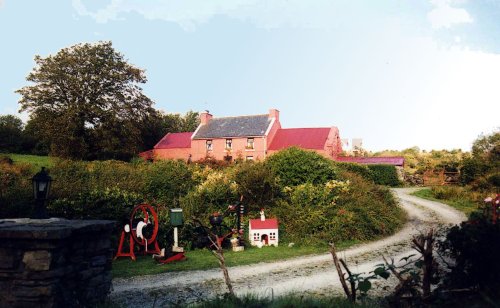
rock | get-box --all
[22,251,51,271]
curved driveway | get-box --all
[111,188,467,306]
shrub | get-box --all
[180,170,239,219]
[266,147,337,187]
[0,161,33,218]
[232,161,281,212]
[334,161,374,182]
[333,171,405,241]
[143,160,195,207]
[487,173,500,188]
[274,180,349,243]
[438,219,500,296]
[49,159,144,199]
[274,171,405,244]
[48,187,143,221]
[367,164,401,186]
[460,156,488,185]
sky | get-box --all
[0,0,499,151]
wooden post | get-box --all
[329,242,353,302]
[411,229,434,300]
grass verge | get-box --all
[192,294,381,308]
[112,240,358,278]
[4,153,54,170]
[411,188,478,216]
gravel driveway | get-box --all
[110,188,467,307]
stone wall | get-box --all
[0,218,115,307]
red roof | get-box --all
[154,132,193,149]
[249,218,278,229]
[336,156,405,166]
[138,150,154,160]
[268,128,332,151]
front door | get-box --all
[261,234,268,245]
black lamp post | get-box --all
[32,167,52,219]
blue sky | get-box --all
[1,0,499,151]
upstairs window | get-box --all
[206,140,213,151]
[225,139,232,150]
[246,138,254,149]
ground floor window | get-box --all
[270,232,276,240]
[253,232,260,241]
[246,156,254,161]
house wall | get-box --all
[248,227,279,246]
[266,117,281,149]
[153,148,191,161]
[323,127,342,159]
[191,137,267,161]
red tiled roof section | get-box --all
[249,218,278,229]
[154,132,193,149]
[336,156,405,166]
[268,128,331,151]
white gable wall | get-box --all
[248,227,279,247]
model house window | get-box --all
[246,138,254,149]
[253,233,260,241]
[206,140,213,151]
[246,156,254,161]
[270,232,276,240]
[225,139,232,150]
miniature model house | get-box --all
[249,210,279,247]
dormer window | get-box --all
[206,140,213,151]
[225,139,232,150]
[246,138,254,149]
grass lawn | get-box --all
[112,240,358,278]
[4,153,54,170]
[411,188,478,216]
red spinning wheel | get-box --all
[130,203,161,255]
[114,203,161,260]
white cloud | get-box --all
[428,0,473,29]
[71,0,379,31]
[0,0,4,9]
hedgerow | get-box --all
[367,164,401,187]
[1,149,405,247]
[265,147,337,186]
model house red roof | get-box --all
[249,218,278,229]
[154,132,193,149]
[336,156,405,166]
[268,128,331,151]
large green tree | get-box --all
[17,41,156,160]
[0,115,24,153]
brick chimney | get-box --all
[200,110,213,125]
[269,109,279,121]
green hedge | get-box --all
[1,152,406,248]
[266,147,337,187]
[334,161,374,182]
[367,164,401,187]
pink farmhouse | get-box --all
[142,109,344,161]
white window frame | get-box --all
[206,140,213,151]
[246,156,254,161]
[246,138,254,149]
[225,139,232,150]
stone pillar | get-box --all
[0,218,115,307]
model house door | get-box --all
[261,234,268,245]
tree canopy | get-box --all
[17,41,157,160]
[0,115,24,153]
